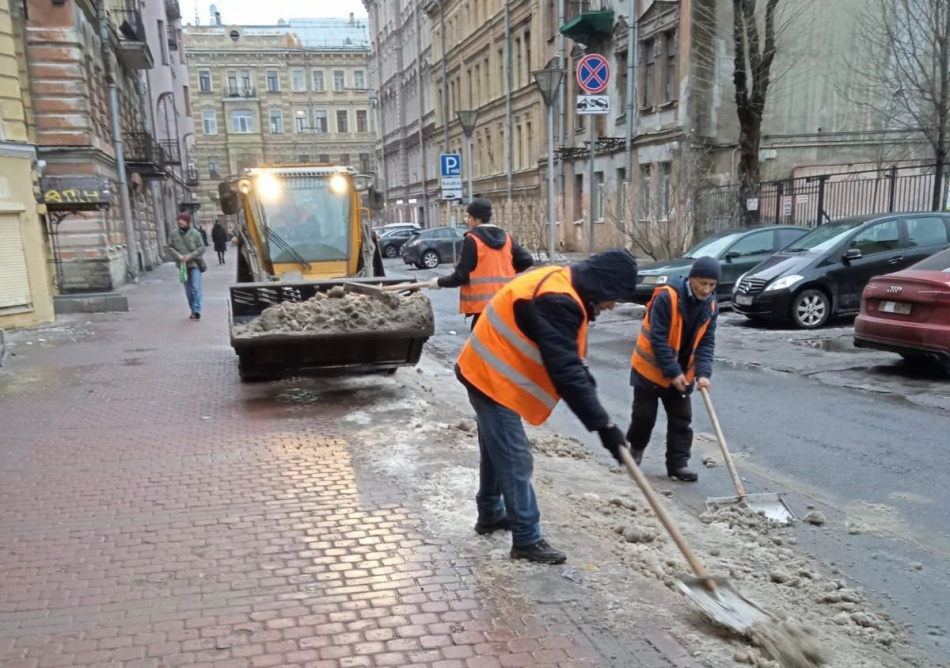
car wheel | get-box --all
[383,244,398,258]
[791,289,830,329]
[421,250,440,269]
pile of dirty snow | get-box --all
[233,286,434,337]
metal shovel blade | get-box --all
[676,576,774,634]
[342,281,384,295]
[705,492,795,525]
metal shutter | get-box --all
[0,213,33,310]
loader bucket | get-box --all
[229,278,434,381]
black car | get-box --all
[732,212,950,329]
[402,226,467,269]
[634,226,809,303]
[377,227,420,258]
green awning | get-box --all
[559,10,615,40]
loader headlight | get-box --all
[256,172,281,201]
[237,178,252,194]
[329,174,348,195]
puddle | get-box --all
[791,337,861,353]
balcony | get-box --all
[185,166,199,187]
[123,132,167,179]
[159,138,181,165]
[165,0,181,20]
[107,5,154,70]
[225,87,256,99]
[167,24,178,51]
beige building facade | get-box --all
[0,0,53,328]
[184,16,376,217]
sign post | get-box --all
[439,153,463,201]
[576,53,611,255]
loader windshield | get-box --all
[256,174,351,263]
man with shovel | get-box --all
[426,197,534,329]
[456,249,638,564]
[627,256,720,482]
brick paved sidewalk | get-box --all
[0,263,638,668]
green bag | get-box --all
[179,261,187,283]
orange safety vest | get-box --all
[457,267,588,426]
[459,233,516,314]
[631,285,717,388]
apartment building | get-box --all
[184,15,376,217]
[0,0,53,328]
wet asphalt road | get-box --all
[385,258,950,663]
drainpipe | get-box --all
[505,0,513,209]
[624,0,637,185]
[557,0,564,198]
[98,0,138,280]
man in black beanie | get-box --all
[627,256,720,482]
[427,197,534,329]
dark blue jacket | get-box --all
[631,276,717,393]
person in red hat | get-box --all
[167,212,206,320]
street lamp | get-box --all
[456,110,479,204]
[533,68,565,264]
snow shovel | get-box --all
[617,447,774,634]
[343,281,428,295]
[700,388,794,524]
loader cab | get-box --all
[221,167,371,281]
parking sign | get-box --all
[440,153,463,200]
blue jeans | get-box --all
[185,266,202,313]
[467,387,541,546]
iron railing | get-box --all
[165,0,181,19]
[226,86,256,98]
[185,167,199,187]
[158,138,181,164]
[108,6,145,42]
[123,132,166,173]
[695,163,950,233]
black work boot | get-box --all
[631,448,645,466]
[668,467,698,482]
[474,517,510,536]
[510,539,566,564]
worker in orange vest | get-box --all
[456,249,639,564]
[628,256,720,482]
[427,198,534,329]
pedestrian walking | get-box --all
[627,256,720,482]
[198,224,209,246]
[212,220,228,265]
[456,249,639,564]
[427,198,534,329]
[167,213,206,320]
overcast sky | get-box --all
[188,0,368,26]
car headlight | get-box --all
[763,275,804,292]
[655,275,669,285]
[641,276,656,285]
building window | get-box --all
[337,110,348,133]
[318,153,330,163]
[313,70,325,92]
[292,69,306,92]
[617,51,628,114]
[359,152,371,171]
[266,70,279,92]
[231,110,254,134]
[198,69,212,92]
[295,110,308,133]
[639,164,652,220]
[158,20,168,64]
[514,37,522,89]
[333,70,346,91]
[202,110,217,135]
[594,171,605,222]
[524,30,531,84]
[227,71,238,96]
[269,109,283,134]
[209,156,220,179]
[659,162,672,220]
[643,39,655,108]
[240,69,251,93]
[314,110,328,133]
[340,153,350,166]
[665,31,677,103]
[353,70,366,90]
[356,109,368,133]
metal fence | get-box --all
[696,163,950,233]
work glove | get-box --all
[598,423,629,464]
[427,277,442,290]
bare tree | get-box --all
[507,198,553,262]
[608,143,711,260]
[851,0,950,210]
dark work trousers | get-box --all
[626,385,693,470]
[469,312,481,331]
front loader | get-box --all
[218,166,433,381]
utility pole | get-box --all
[505,0,513,214]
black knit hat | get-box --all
[689,256,721,281]
[467,197,492,223]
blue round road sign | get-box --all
[577,53,610,94]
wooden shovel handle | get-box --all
[617,447,710,581]
[380,282,427,292]
[699,388,746,498]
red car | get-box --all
[854,247,950,368]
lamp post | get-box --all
[456,110,479,203]
[533,68,565,264]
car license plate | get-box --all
[735,294,754,306]
[879,300,912,315]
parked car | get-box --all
[373,222,420,235]
[634,226,809,303]
[732,212,950,329]
[377,226,421,258]
[402,226,466,269]
[854,246,950,368]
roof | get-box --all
[185,17,370,51]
